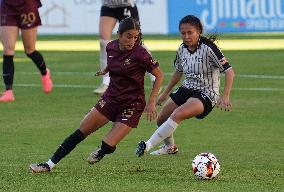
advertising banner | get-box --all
[168,0,284,33]
[38,0,168,34]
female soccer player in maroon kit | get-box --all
[29,17,163,173]
[0,0,53,102]
[93,0,157,94]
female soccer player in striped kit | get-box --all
[0,0,53,102]
[30,17,163,173]
[136,15,235,156]
[93,0,157,94]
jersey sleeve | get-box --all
[138,48,159,73]
[173,45,184,73]
[208,43,232,73]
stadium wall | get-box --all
[38,0,168,34]
[38,0,284,35]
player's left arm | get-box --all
[217,67,235,111]
[146,66,164,121]
[208,44,235,111]
[140,47,164,121]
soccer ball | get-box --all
[192,152,220,180]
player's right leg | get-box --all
[29,107,109,173]
[0,26,18,102]
[29,128,87,173]
[93,15,116,94]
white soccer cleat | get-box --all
[150,144,179,155]
[29,163,51,173]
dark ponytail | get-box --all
[118,17,143,45]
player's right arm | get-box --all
[157,47,183,105]
[95,66,109,76]
[157,70,183,105]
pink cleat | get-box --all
[0,90,15,102]
[41,68,53,94]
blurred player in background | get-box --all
[29,17,163,173]
[0,0,53,102]
[136,15,235,156]
[93,0,157,94]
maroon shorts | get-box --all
[0,3,41,29]
[95,99,145,128]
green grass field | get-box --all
[0,34,283,192]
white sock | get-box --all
[100,39,110,86]
[164,134,175,146]
[46,159,56,169]
[146,118,178,151]
[102,76,110,86]
[99,39,109,70]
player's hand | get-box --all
[95,70,107,76]
[216,96,232,111]
[145,102,157,122]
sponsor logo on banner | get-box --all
[168,0,284,33]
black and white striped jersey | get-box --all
[102,0,135,8]
[174,36,232,105]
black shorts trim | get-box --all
[169,87,213,119]
[100,5,139,21]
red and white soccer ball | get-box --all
[192,152,221,180]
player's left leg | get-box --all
[150,98,179,155]
[30,107,110,173]
[22,27,53,94]
[87,122,132,164]
[136,98,204,157]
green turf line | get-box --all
[7,39,284,51]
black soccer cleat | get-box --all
[136,141,146,157]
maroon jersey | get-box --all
[102,40,159,107]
